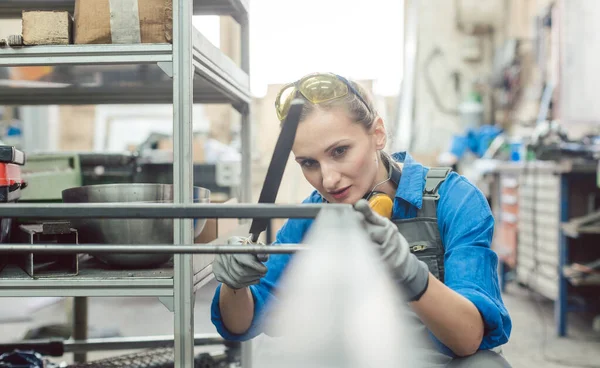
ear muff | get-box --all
[366,192,393,219]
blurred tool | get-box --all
[528,120,600,161]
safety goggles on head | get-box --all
[274,72,374,121]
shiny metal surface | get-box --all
[253,206,426,367]
[0,243,305,254]
[0,203,346,218]
[61,334,227,353]
[0,28,251,106]
[62,184,210,268]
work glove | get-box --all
[354,199,430,302]
[212,236,269,290]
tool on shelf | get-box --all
[0,146,25,166]
[247,99,304,260]
[14,222,79,278]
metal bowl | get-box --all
[62,184,211,269]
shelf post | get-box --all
[240,15,252,205]
[173,0,195,366]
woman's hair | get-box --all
[296,79,379,131]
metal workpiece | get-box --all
[253,206,426,367]
[0,243,305,254]
[0,203,349,218]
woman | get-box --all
[211,72,512,365]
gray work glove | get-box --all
[354,199,430,301]
[212,236,269,290]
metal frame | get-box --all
[490,161,599,338]
[0,0,249,20]
[0,1,254,366]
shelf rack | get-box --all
[0,0,249,24]
[0,1,254,366]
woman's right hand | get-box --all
[212,236,269,290]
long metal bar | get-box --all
[73,297,88,363]
[0,45,172,66]
[0,203,347,218]
[556,175,570,337]
[62,334,227,353]
[173,0,195,366]
[0,244,304,254]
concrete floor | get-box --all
[0,279,599,367]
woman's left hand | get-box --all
[354,199,430,301]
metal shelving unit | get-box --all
[0,0,249,23]
[0,1,254,366]
[0,30,250,106]
[0,262,175,297]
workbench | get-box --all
[484,159,600,337]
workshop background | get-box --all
[1,0,600,367]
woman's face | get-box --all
[292,107,386,204]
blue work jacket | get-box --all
[211,151,512,356]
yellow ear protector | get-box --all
[364,153,400,220]
[367,191,394,219]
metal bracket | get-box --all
[157,62,173,78]
[158,296,174,312]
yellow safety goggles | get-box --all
[274,72,373,121]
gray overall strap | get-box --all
[418,167,452,218]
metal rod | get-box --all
[62,334,227,353]
[72,297,88,363]
[173,0,196,365]
[0,203,348,219]
[0,244,305,254]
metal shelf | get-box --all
[0,0,248,24]
[0,29,250,106]
[0,0,252,364]
[0,258,173,297]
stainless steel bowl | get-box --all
[62,184,211,269]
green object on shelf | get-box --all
[20,153,82,202]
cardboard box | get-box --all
[74,0,173,44]
[195,198,241,244]
[23,11,73,46]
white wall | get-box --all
[94,105,211,152]
[408,0,506,157]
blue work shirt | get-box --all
[211,151,512,356]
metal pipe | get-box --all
[0,244,305,254]
[72,297,88,363]
[173,0,195,365]
[0,203,348,219]
[60,334,228,353]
